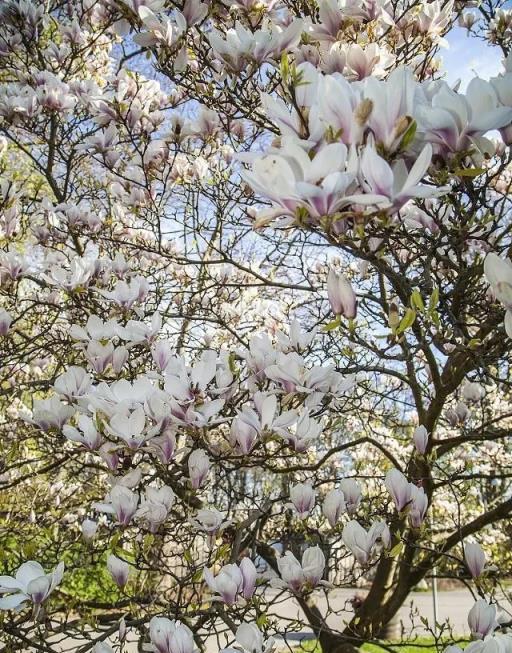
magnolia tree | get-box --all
[1,0,512,652]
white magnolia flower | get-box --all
[339,478,362,514]
[81,519,98,542]
[342,520,390,565]
[418,78,512,158]
[93,486,139,526]
[136,486,175,531]
[188,449,210,489]
[241,140,357,227]
[31,396,74,431]
[274,545,326,591]
[353,143,442,212]
[106,406,147,449]
[149,617,196,653]
[0,561,64,610]
[484,253,512,337]
[385,468,412,512]
[412,425,429,455]
[0,308,13,336]
[235,623,276,653]
[63,415,102,450]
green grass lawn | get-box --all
[291,637,465,653]
[363,639,442,653]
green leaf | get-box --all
[396,308,416,334]
[143,534,154,555]
[429,287,439,311]
[280,53,289,83]
[323,315,341,332]
[388,541,404,558]
[400,119,417,150]
[410,289,425,312]
[110,532,121,551]
[454,167,485,178]
[256,613,268,628]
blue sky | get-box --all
[443,26,505,88]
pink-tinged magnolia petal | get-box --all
[403,144,432,189]
[0,593,29,610]
[306,143,347,183]
[27,576,51,604]
[360,145,394,197]
[15,562,45,586]
[505,310,512,338]
[0,577,25,591]
[239,558,257,599]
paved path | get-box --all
[265,587,485,637]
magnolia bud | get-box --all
[413,425,429,454]
[107,554,129,588]
[188,449,210,489]
[81,519,98,542]
[289,483,316,518]
[327,269,357,319]
[236,623,265,653]
[339,478,361,514]
[468,599,497,638]
[0,308,12,336]
[409,486,428,528]
[462,381,485,403]
[322,489,346,528]
[465,542,486,578]
[301,546,325,586]
[458,12,477,29]
[385,469,411,512]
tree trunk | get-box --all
[376,614,401,641]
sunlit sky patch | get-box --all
[444,26,505,88]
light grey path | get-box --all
[265,587,486,637]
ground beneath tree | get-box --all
[9,587,511,651]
